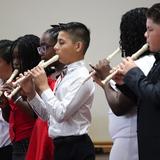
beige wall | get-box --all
[0,0,159,142]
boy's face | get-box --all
[145,18,160,52]
[54,31,79,65]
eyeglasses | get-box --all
[37,44,54,55]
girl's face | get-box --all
[0,57,12,81]
[12,46,22,72]
[39,32,65,70]
[38,32,56,61]
[145,18,160,52]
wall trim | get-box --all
[94,141,113,153]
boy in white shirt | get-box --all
[20,22,95,160]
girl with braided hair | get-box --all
[2,34,41,160]
[92,7,155,160]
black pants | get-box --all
[0,144,13,160]
[12,138,29,160]
[54,134,95,160]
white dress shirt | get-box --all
[28,60,95,138]
[0,109,11,147]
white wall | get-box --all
[0,0,159,142]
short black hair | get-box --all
[11,34,41,72]
[0,40,13,64]
[59,22,90,54]
[45,25,60,44]
[147,3,160,24]
[120,7,148,57]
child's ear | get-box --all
[75,41,83,53]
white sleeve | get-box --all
[41,79,95,123]
[28,93,49,121]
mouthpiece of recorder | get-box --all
[131,43,149,60]
[40,55,59,68]
[6,69,19,84]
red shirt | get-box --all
[9,99,36,142]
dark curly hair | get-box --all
[120,7,148,57]
[10,34,41,73]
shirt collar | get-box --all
[67,60,85,73]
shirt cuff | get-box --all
[124,67,142,83]
[41,88,54,101]
[27,92,49,120]
[28,92,42,105]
